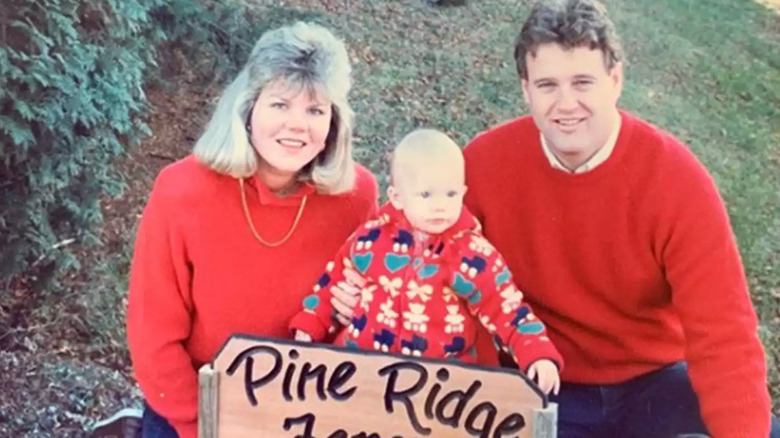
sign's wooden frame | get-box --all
[198,334,557,438]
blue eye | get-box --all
[420,191,431,199]
[271,102,287,109]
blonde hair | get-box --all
[391,129,464,186]
[194,22,355,194]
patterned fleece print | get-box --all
[289,203,562,371]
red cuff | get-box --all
[512,340,564,374]
[289,311,328,341]
[706,417,770,438]
[701,392,771,438]
[171,419,198,438]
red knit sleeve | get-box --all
[450,232,563,373]
[658,141,770,438]
[126,173,199,438]
[288,236,354,341]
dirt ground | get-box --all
[0,69,216,436]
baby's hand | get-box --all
[294,331,313,342]
[527,359,560,395]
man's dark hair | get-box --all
[514,0,624,79]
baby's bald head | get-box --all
[388,129,467,234]
[391,129,464,188]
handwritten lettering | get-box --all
[378,362,526,437]
[223,343,532,437]
[225,345,282,406]
[283,413,402,438]
[227,345,357,406]
[378,361,431,434]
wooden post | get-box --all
[198,364,219,438]
[533,402,558,438]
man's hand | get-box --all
[330,268,366,325]
[527,359,560,395]
[294,330,313,342]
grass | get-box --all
[71,0,780,419]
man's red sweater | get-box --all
[463,112,771,438]
[126,156,377,438]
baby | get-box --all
[289,129,562,394]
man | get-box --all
[463,0,779,437]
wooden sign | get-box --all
[199,335,556,438]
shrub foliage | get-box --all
[0,0,166,285]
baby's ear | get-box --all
[387,185,404,209]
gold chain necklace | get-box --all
[239,178,308,247]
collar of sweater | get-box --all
[245,174,316,206]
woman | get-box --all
[126,22,378,438]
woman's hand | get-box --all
[527,359,560,395]
[330,268,366,325]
